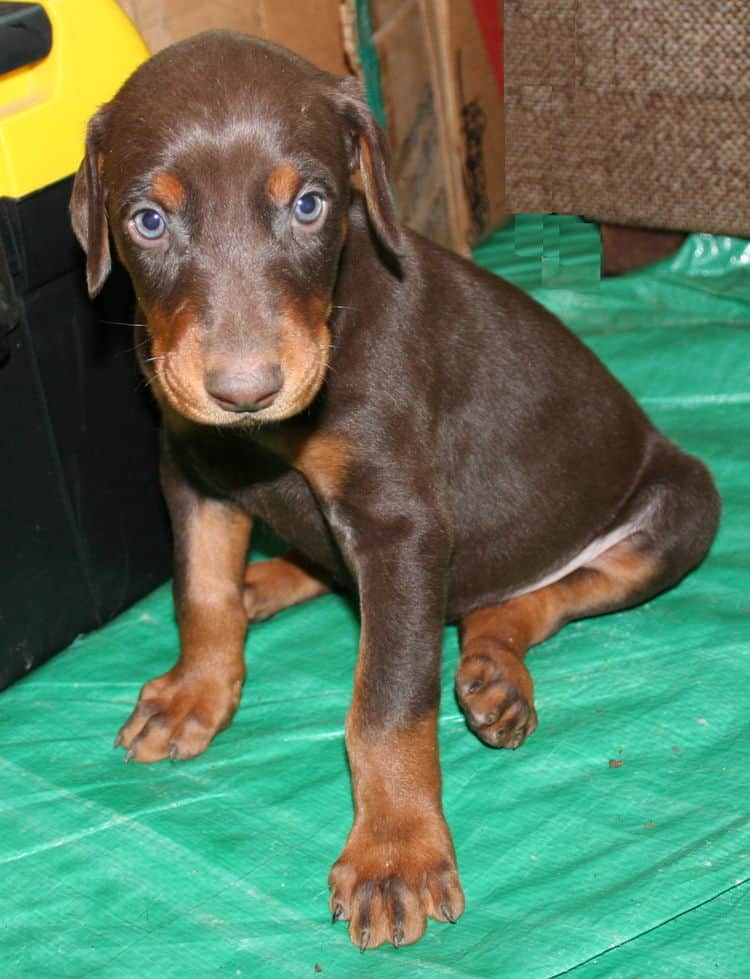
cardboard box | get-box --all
[117,0,349,75]
[116,0,505,254]
[353,0,505,253]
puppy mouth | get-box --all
[145,302,332,428]
[209,384,282,415]
[156,346,329,427]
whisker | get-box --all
[123,336,152,356]
[99,320,147,328]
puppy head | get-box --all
[71,31,401,426]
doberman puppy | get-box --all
[70,31,720,950]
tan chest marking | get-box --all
[257,428,353,499]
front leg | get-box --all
[117,451,252,762]
[328,518,464,949]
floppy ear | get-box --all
[70,105,112,298]
[332,76,402,256]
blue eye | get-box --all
[293,192,325,225]
[132,208,166,240]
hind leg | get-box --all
[456,540,655,747]
[243,550,330,621]
[457,446,719,748]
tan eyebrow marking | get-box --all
[150,171,186,211]
[266,162,302,206]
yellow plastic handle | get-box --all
[0,0,148,197]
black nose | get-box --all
[205,360,283,412]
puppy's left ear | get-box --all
[70,104,112,298]
[332,76,402,256]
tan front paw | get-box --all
[115,668,243,762]
[329,819,464,950]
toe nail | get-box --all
[113,732,123,748]
[441,903,457,923]
[169,744,179,762]
[331,903,343,924]
[124,748,135,763]
[359,928,371,953]
[393,927,404,948]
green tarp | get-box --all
[2,229,748,977]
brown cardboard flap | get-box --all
[439,0,505,244]
[365,0,505,253]
[117,0,349,75]
[372,0,456,248]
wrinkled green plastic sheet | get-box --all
[2,230,749,978]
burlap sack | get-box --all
[505,1,750,236]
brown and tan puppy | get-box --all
[70,31,719,951]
